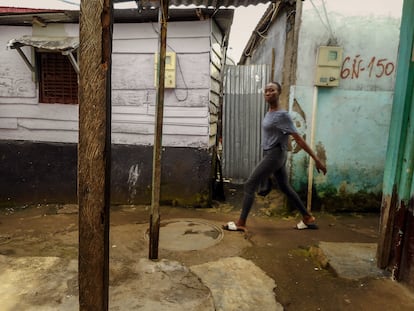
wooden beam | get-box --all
[78,0,113,310]
[270,48,275,81]
[15,46,35,72]
[62,50,80,74]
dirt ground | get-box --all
[1,184,414,310]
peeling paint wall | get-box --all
[0,21,212,147]
[0,142,212,207]
[291,0,403,211]
[0,17,229,206]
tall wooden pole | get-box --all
[306,86,318,212]
[149,0,169,260]
[271,48,275,81]
[78,0,113,309]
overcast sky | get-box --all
[227,4,268,62]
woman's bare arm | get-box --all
[291,132,327,175]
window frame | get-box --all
[36,50,78,105]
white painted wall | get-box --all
[0,20,213,148]
[0,26,36,102]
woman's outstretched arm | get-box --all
[291,132,327,175]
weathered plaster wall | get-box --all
[291,0,403,211]
[0,20,220,206]
[0,21,212,148]
[0,26,35,103]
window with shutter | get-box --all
[37,52,78,104]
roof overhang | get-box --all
[8,35,79,52]
[0,7,234,25]
[2,7,235,75]
[2,3,255,74]
[114,0,272,8]
[0,7,235,39]
[7,36,79,74]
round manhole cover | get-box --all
[145,218,224,251]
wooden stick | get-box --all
[307,86,318,212]
[149,0,169,260]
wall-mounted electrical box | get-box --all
[154,52,176,88]
[314,46,343,87]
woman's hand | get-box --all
[291,133,327,175]
[314,158,327,175]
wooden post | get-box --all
[270,48,275,81]
[377,0,414,269]
[306,86,318,212]
[78,0,113,309]
[149,0,169,260]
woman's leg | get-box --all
[274,163,310,217]
[239,147,286,225]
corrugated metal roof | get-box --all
[0,0,278,26]
[0,7,234,33]
[0,7,62,13]
[0,0,274,11]
[120,0,273,8]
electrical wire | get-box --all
[56,0,80,6]
[243,2,281,59]
[321,0,337,45]
[309,0,330,32]
[151,22,189,102]
[256,3,278,37]
[309,0,337,44]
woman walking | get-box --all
[224,81,327,231]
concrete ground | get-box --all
[1,185,414,310]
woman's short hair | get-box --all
[269,81,281,93]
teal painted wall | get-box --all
[377,0,414,285]
[289,0,403,211]
[290,86,392,211]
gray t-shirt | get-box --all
[261,110,297,151]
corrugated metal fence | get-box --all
[222,64,271,183]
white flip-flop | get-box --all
[222,221,247,232]
[295,220,318,230]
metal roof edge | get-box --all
[238,0,294,64]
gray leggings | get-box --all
[240,146,309,221]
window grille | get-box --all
[38,52,78,104]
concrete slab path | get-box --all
[318,242,387,280]
[0,255,282,311]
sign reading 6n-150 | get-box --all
[341,55,395,80]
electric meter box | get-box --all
[154,52,176,88]
[314,46,343,87]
